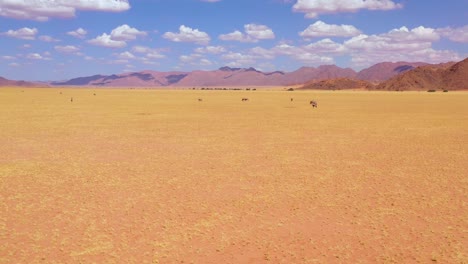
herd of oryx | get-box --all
[197,97,318,108]
[60,91,318,108]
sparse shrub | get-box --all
[287,88,294,91]
[427,89,436,92]
[443,89,448,92]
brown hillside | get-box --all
[0,76,41,87]
[357,62,428,81]
[377,58,468,91]
[300,78,374,90]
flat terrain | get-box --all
[0,88,467,263]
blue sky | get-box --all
[0,0,467,81]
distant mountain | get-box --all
[45,59,466,88]
[0,76,41,87]
[357,62,429,81]
[300,78,375,90]
[376,58,468,91]
[50,65,358,87]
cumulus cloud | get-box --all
[131,46,165,59]
[54,45,80,54]
[39,35,60,42]
[300,21,361,38]
[304,38,347,54]
[219,24,275,42]
[179,53,213,66]
[437,25,468,43]
[221,52,257,67]
[116,51,136,60]
[343,26,460,67]
[293,0,402,18]
[249,47,275,59]
[88,33,126,48]
[163,25,211,45]
[0,0,130,21]
[67,28,87,39]
[2,27,37,40]
[344,26,439,52]
[88,25,145,48]
[26,53,50,60]
[110,24,147,41]
[2,55,16,60]
[195,45,226,54]
[294,53,334,64]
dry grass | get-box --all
[0,87,467,263]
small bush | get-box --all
[443,90,448,92]
[427,89,436,92]
[287,88,294,91]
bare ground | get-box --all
[0,88,467,263]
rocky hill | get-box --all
[300,78,375,90]
[0,76,41,87]
[357,62,429,81]
[376,58,467,91]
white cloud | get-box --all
[219,24,275,43]
[180,54,202,63]
[344,26,439,53]
[179,53,212,66]
[272,43,301,56]
[54,45,80,54]
[87,25,144,48]
[26,53,45,60]
[163,25,211,45]
[39,35,60,42]
[117,51,136,59]
[437,25,468,43]
[2,55,16,60]
[350,48,461,68]
[9,62,20,67]
[293,0,402,18]
[110,24,147,41]
[88,33,126,48]
[219,30,245,42]
[304,38,347,54]
[294,53,334,65]
[67,28,87,39]
[249,47,275,59]
[342,26,460,67]
[245,24,275,40]
[131,46,165,59]
[300,21,361,38]
[383,26,439,42]
[195,45,226,54]
[2,27,37,40]
[221,52,257,67]
[0,0,130,21]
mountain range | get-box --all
[1,58,466,90]
[50,61,426,87]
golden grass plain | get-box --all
[0,87,467,263]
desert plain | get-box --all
[0,87,467,263]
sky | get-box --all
[0,0,467,81]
